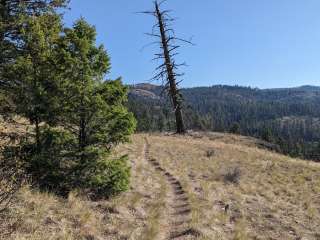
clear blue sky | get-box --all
[63,0,320,89]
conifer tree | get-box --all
[0,0,68,89]
[5,14,63,149]
[62,19,136,148]
[48,19,136,197]
[1,2,135,199]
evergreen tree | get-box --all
[38,18,136,197]
[5,14,63,149]
[58,19,135,152]
[0,0,68,89]
[2,14,136,198]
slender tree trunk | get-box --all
[78,96,87,163]
[155,2,185,134]
[35,117,40,152]
[0,0,7,60]
[79,116,86,151]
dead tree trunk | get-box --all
[154,1,185,134]
[143,1,193,134]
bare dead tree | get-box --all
[142,0,193,134]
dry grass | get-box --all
[146,133,320,239]
[0,129,169,240]
[1,127,320,239]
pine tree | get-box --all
[5,14,63,150]
[58,19,122,152]
[50,19,136,197]
[1,3,135,199]
[0,0,68,88]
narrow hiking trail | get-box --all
[144,138,200,240]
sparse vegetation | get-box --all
[145,133,320,239]
[223,167,241,184]
[206,149,215,158]
[1,131,320,239]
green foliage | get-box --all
[1,4,135,199]
[0,0,68,90]
[229,122,241,134]
[23,127,131,198]
[57,19,136,150]
[261,127,273,142]
[25,127,77,194]
[6,14,62,127]
[82,150,131,198]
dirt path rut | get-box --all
[144,138,200,240]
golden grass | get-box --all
[146,133,320,239]
[0,132,170,240]
[1,130,320,239]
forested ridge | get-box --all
[128,83,320,160]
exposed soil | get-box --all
[144,138,200,240]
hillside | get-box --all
[128,84,320,160]
[2,130,320,239]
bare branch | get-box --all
[141,0,194,133]
[139,41,160,52]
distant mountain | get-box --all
[127,83,320,160]
[129,83,162,100]
[129,83,320,104]
[267,85,320,92]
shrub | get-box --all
[81,148,130,199]
[21,128,131,199]
[0,152,26,212]
[229,123,241,134]
[206,149,215,157]
[223,167,241,184]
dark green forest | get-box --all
[128,84,320,161]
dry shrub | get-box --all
[206,149,215,158]
[223,167,241,184]
[0,145,26,212]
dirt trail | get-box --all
[144,138,200,240]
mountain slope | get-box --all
[128,84,320,160]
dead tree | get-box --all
[143,0,193,134]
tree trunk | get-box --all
[155,1,185,134]
[79,117,86,151]
[0,0,7,59]
[35,117,40,152]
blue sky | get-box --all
[63,0,320,89]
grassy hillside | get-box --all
[144,133,320,239]
[1,126,320,239]
[128,84,320,160]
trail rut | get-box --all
[144,138,200,240]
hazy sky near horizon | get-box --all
[63,0,320,89]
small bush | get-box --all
[0,155,25,212]
[206,149,215,157]
[229,123,241,134]
[223,167,241,184]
